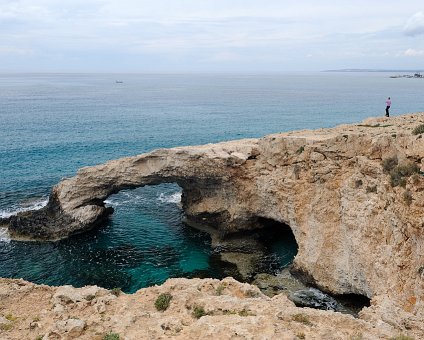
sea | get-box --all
[0,72,422,293]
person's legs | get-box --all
[385,106,390,117]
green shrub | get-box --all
[296,146,305,155]
[412,124,424,135]
[389,335,414,340]
[292,313,313,326]
[390,162,420,187]
[192,306,206,319]
[0,323,13,331]
[395,163,420,177]
[103,332,120,340]
[238,308,252,317]
[5,313,17,321]
[85,294,96,301]
[110,288,121,297]
[155,293,172,311]
[296,332,306,339]
[390,172,406,187]
[383,156,398,173]
[216,284,225,296]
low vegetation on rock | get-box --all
[389,335,414,340]
[103,332,120,340]
[382,156,420,187]
[110,288,121,297]
[216,283,226,296]
[412,124,424,135]
[383,156,399,173]
[292,313,313,326]
[192,305,207,319]
[350,333,364,340]
[85,294,96,301]
[155,293,173,311]
[296,146,305,154]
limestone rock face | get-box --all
[0,277,416,340]
[1,113,424,336]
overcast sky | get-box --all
[0,0,423,72]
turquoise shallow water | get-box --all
[0,73,422,292]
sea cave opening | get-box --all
[0,181,370,316]
[90,183,301,293]
[69,183,370,316]
[211,216,371,316]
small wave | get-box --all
[0,228,11,243]
[105,191,148,207]
[104,190,182,208]
[0,197,49,219]
[158,192,182,204]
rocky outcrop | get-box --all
[0,277,416,340]
[1,114,424,336]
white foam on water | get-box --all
[158,192,182,204]
[105,191,148,207]
[0,197,49,219]
[104,190,182,208]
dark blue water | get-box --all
[0,73,422,292]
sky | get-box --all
[0,0,423,72]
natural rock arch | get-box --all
[6,140,261,241]
[2,114,424,313]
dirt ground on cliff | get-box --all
[0,277,420,340]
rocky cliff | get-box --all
[1,113,424,338]
[0,277,417,340]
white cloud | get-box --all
[0,45,34,56]
[403,11,424,36]
[1,1,424,71]
[401,48,424,57]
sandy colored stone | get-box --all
[0,277,418,340]
[1,113,424,338]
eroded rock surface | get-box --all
[1,113,424,337]
[0,277,416,340]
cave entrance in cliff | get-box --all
[209,216,299,284]
[244,218,371,316]
[254,217,299,270]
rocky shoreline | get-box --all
[1,113,424,338]
[0,277,417,340]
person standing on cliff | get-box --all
[385,97,391,117]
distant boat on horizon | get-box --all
[115,80,124,83]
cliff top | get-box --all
[276,112,424,141]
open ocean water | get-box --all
[0,73,422,292]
